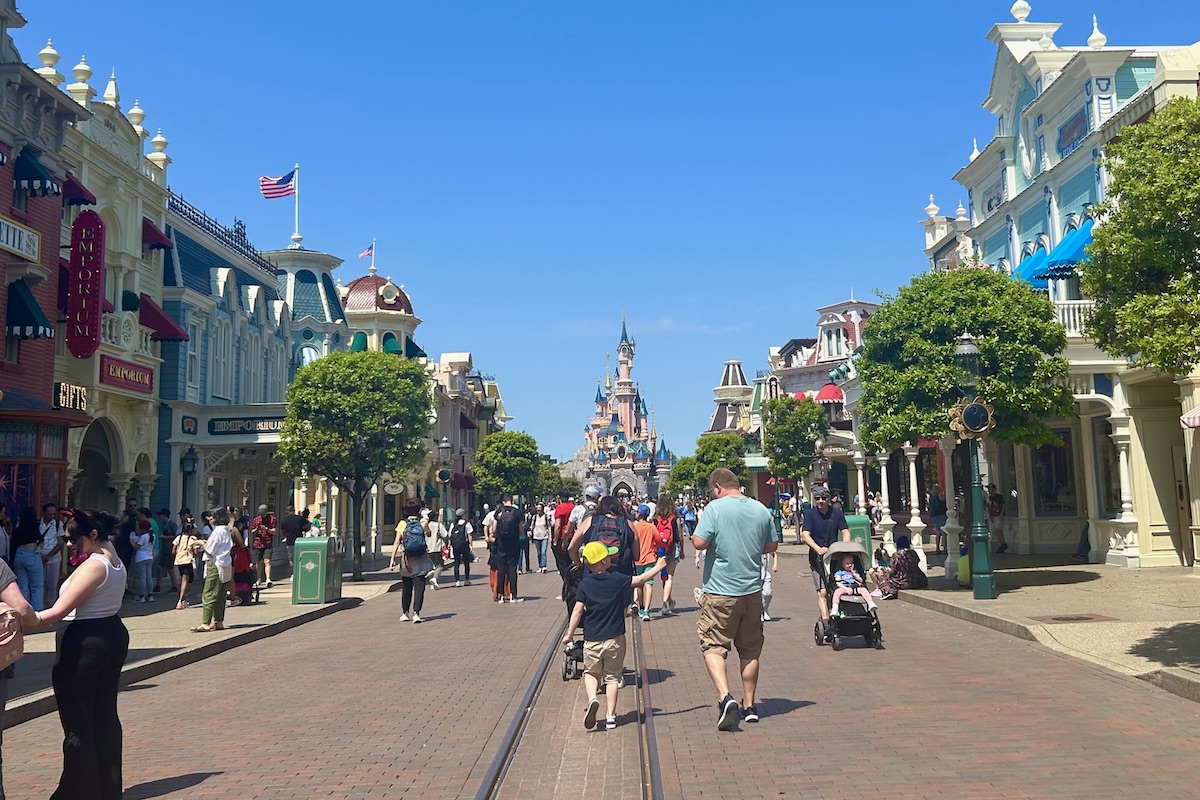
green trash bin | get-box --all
[292,537,343,604]
[843,514,874,568]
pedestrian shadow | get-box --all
[757,698,815,718]
[1128,622,1200,669]
[644,667,674,686]
[418,613,457,622]
[123,771,223,799]
[653,704,709,717]
[121,683,158,692]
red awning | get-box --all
[63,171,97,206]
[142,217,173,250]
[138,293,188,341]
[1181,407,1200,430]
[459,411,478,430]
[450,473,468,490]
[465,472,477,490]
[815,383,845,404]
[102,297,114,313]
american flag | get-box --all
[259,170,296,199]
[358,243,374,259]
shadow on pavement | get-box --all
[758,698,815,718]
[913,568,1101,594]
[1127,622,1200,669]
[417,613,457,622]
[654,704,709,717]
[645,667,675,686]
[11,647,176,699]
[124,771,223,799]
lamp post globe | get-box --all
[952,331,996,600]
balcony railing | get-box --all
[101,312,156,358]
[167,192,278,276]
[1055,299,1096,338]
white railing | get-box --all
[1055,300,1096,338]
[100,312,157,358]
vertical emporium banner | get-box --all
[66,210,106,359]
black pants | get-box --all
[495,552,519,599]
[452,546,472,581]
[51,615,130,800]
[401,575,425,615]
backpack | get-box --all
[494,506,521,542]
[586,515,635,576]
[449,521,469,550]
[653,514,675,551]
[402,518,428,555]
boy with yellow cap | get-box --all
[564,540,665,730]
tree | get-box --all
[857,267,1074,452]
[762,396,830,479]
[693,432,748,485]
[277,351,432,580]
[473,431,541,500]
[1081,97,1200,374]
[560,474,583,499]
[536,461,563,500]
[663,456,699,497]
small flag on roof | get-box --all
[259,170,296,199]
[358,243,374,259]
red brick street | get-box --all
[5,559,1200,799]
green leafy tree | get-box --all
[857,267,1073,452]
[473,431,541,501]
[663,455,699,497]
[762,396,830,479]
[1081,97,1200,374]
[536,461,564,500]
[560,474,583,499]
[693,432,748,486]
[277,351,432,580]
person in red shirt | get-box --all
[249,505,276,588]
[631,504,659,622]
[552,489,577,602]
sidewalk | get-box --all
[777,526,1200,701]
[6,557,400,727]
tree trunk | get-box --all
[350,488,364,581]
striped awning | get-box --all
[14,150,60,196]
[7,279,53,339]
[1181,407,1200,430]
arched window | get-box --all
[298,344,320,366]
[211,319,233,399]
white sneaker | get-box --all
[761,611,772,622]
[412,614,423,623]
[454,581,462,588]
[399,613,410,622]
[509,597,524,603]
[429,581,440,590]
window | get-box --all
[1092,418,1121,519]
[211,319,233,399]
[186,321,200,388]
[4,336,19,364]
[1033,428,1078,516]
[10,187,26,213]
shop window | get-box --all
[0,422,37,458]
[186,321,200,388]
[40,425,65,460]
[4,335,19,364]
[0,462,34,511]
[40,467,63,508]
[10,187,26,213]
[1092,418,1121,519]
[1033,428,1078,516]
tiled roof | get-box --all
[342,273,413,314]
[171,228,280,303]
[292,270,325,320]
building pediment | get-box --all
[82,103,142,171]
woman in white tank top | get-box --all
[28,509,130,800]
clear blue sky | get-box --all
[19,2,1194,461]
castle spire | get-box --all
[651,407,656,438]
[604,352,612,390]
[619,311,629,345]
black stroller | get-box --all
[813,540,884,651]
[561,561,586,681]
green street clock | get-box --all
[948,397,996,440]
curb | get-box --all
[1138,668,1200,703]
[5,595,367,729]
[895,589,1044,643]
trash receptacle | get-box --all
[843,514,874,568]
[292,537,343,604]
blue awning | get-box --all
[1036,218,1094,280]
[1012,247,1049,291]
[7,279,54,339]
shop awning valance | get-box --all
[423,482,441,500]
[14,150,60,196]
[459,411,477,430]
[381,332,403,355]
[1036,218,1095,281]
[405,337,427,359]
[63,171,97,206]
[142,217,174,250]
[1012,247,1049,291]
[138,293,189,341]
[348,331,368,352]
[7,279,54,339]
[450,473,468,490]
[0,150,9,166]
[1181,406,1200,430]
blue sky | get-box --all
[19,2,1194,461]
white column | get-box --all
[940,438,963,577]
[853,451,868,515]
[369,483,381,558]
[875,450,895,546]
[903,442,927,569]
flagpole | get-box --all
[290,162,301,249]
[370,237,376,271]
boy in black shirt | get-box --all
[564,541,665,731]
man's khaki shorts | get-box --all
[583,634,627,686]
[697,591,764,660]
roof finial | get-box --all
[924,194,940,218]
[1038,28,1053,50]
[367,262,376,276]
[956,201,968,220]
[1010,1,1031,23]
[604,352,612,390]
[103,68,119,109]
[651,407,657,439]
[970,137,980,161]
[1088,15,1107,49]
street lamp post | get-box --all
[950,333,997,600]
[437,437,453,529]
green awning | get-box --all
[423,482,440,499]
[382,332,402,355]
[14,150,60,196]
[348,331,367,352]
[7,279,53,339]
[405,337,427,359]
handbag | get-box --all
[0,605,24,667]
[440,545,451,561]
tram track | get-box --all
[474,610,664,800]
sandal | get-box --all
[190,625,215,633]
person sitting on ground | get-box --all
[563,541,665,731]
[830,553,876,616]
[871,534,928,599]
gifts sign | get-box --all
[66,211,106,359]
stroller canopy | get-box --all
[823,539,869,570]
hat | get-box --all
[637,504,651,518]
[812,486,831,499]
[895,534,911,549]
[456,508,466,518]
[581,541,614,565]
[584,485,603,500]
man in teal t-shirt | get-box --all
[692,468,778,732]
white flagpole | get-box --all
[370,237,376,271]
[291,163,301,248]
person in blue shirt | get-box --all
[692,468,778,732]
[799,485,851,637]
[564,541,664,731]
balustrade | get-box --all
[1055,299,1096,338]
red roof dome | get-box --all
[815,383,844,404]
[342,273,413,314]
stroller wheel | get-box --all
[832,637,845,651]
[874,638,886,650]
[813,620,826,646]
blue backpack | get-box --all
[402,518,428,555]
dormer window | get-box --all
[824,328,844,359]
[380,283,399,305]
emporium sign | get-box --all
[99,355,154,394]
[0,214,39,261]
[208,417,285,436]
[66,211,106,359]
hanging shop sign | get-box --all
[208,416,285,436]
[99,355,154,394]
[181,416,198,435]
[0,214,40,261]
[66,211,106,359]
[53,382,88,413]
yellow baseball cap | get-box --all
[581,541,613,565]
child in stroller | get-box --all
[813,540,883,651]
[831,553,877,617]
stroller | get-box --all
[560,560,586,681]
[231,542,260,606]
[813,540,884,651]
